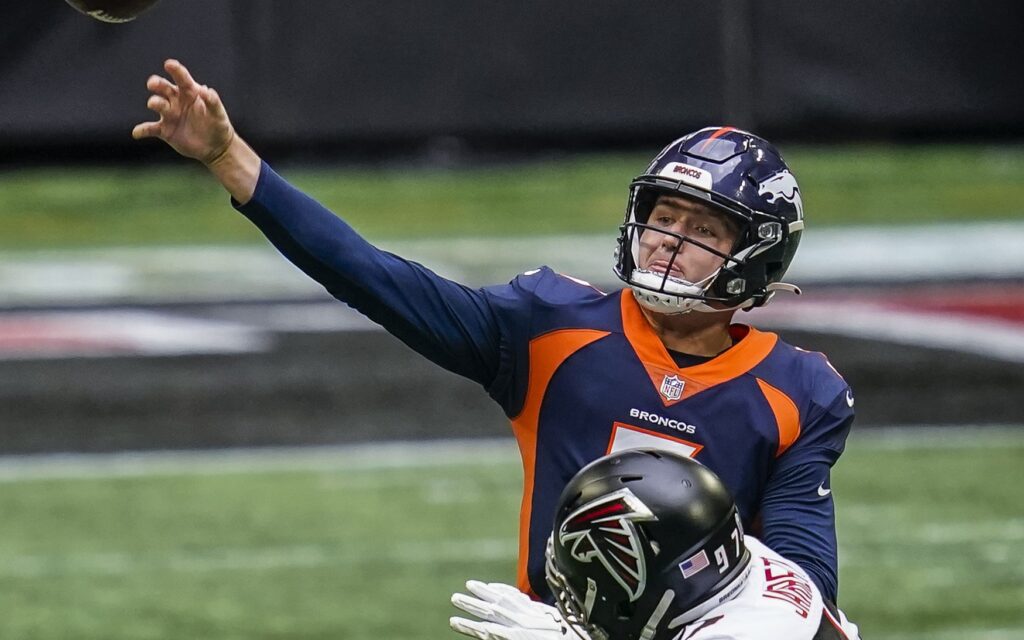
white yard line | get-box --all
[2,222,1024,305]
[0,427,1019,482]
[0,538,517,579]
[883,629,1024,640]
[0,438,521,482]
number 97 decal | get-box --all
[714,526,742,573]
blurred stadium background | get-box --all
[1,1,1022,638]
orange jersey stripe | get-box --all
[510,328,610,596]
[756,378,802,456]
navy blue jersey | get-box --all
[236,163,854,603]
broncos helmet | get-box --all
[614,126,804,314]
[545,449,751,640]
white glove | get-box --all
[835,607,862,640]
[450,580,587,640]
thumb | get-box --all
[131,120,162,140]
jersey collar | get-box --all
[619,290,777,407]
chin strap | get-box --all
[631,278,803,316]
[766,282,801,296]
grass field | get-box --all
[0,429,1021,640]
[1,145,1023,249]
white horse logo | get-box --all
[757,171,803,218]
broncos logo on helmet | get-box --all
[757,170,804,218]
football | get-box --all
[64,0,161,23]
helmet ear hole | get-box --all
[619,475,643,484]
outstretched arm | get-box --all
[132,58,260,204]
[131,60,505,388]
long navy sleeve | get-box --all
[235,162,503,388]
[231,162,849,601]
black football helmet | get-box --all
[545,449,750,640]
[614,126,804,314]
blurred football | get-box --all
[64,0,161,23]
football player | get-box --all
[134,60,854,606]
[450,449,860,640]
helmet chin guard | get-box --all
[628,269,720,315]
[614,127,805,314]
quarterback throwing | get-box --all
[134,59,855,608]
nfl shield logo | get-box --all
[660,375,685,401]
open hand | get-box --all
[132,59,235,166]
[450,581,586,640]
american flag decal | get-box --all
[679,549,710,578]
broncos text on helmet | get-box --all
[545,449,751,640]
[614,126,804,314]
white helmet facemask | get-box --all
[618,220,746,315]
[629,267,720,315]
[616,206,795,316]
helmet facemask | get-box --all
[615,183,768,315]
[545,536,610,640]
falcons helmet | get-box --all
[545,449,751,640]
[614,126,804,314]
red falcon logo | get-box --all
[557,488,657,601]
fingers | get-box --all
[488,583,529,599]
[450,616,505,640]
[466,581,524,604]
[465,580,501,602]
[136,71,177,140]
[131,121,161,140]
[146,74,178,100]
[153,60,227,121]
[202,86,227,118]
[452,593,496,620]
[146,94,172,115]
[163,58,198,92]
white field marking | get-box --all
[837,519,1024,549]
[0,438,522,483]
[844,425,1024,450]
[210,303,378,332]
[917,519,1024,544]
[752,301,1024,363]
[0,537,517,580]
[883,629,1024,640]
[0,309,269,359]
[3,222,1024,305]
[791,221,1024,282]
[314,474,503,505]
[0,428,1021,483]
[840,540,1023,564]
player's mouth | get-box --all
[647,260,688,281]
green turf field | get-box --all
[1,145,1022,249]
[0,429,1021,639]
